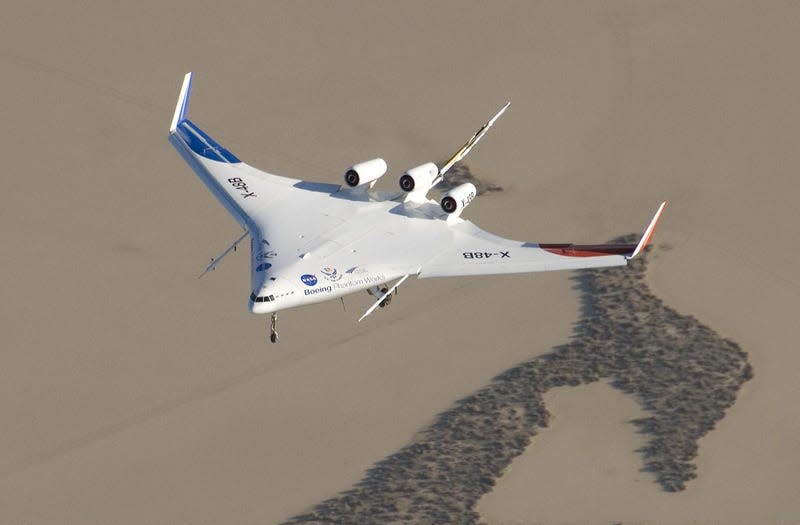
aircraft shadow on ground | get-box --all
[283,236,752,525]
[434,163,504,195]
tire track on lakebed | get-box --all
[284,237,752,525]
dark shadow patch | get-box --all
[283,238,751,524]
[435,163,503,195]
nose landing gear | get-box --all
[269,312,278,344]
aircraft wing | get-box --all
[168,72,303,231]
[168,72,666,310]
[417,202,666,278]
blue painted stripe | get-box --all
[176,119,241,163]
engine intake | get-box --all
[440,182,476,218]
[344,158,387,190]
[399,162,439,202]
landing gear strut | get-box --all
[269,312,278,344]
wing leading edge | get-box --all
[168,72,252,228]
[168,72,302,232]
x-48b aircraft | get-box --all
[168,73,666,343]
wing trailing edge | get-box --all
[539,201,667,259]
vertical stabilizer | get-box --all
[169,72,193,132]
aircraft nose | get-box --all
[249,300,267,314]
[248,292,273,314]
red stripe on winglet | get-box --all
[540,244,637,258]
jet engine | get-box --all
[344,158,387,190]
[440,182,476,218]
[399,162,439,202]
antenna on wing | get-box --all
[434,101,510,186]
[197,230,249,278]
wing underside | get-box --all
[418,227,629,278]
[418,202,666,278]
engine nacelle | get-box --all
[440,182,477,218]
[399,162,439,202]
[344,158,387,190]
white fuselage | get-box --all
[245,187,447,315]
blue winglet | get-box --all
[170,72,193,132]
[168,72,242,164]
[175,119,241,163]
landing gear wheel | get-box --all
[378,287,391,308]
[269,313,279,344]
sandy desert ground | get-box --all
[1,1,798,524]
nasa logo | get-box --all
[300,274,318,286]
[256,263,272,272]
[320,266,342,282]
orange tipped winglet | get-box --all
[628,201,667,259]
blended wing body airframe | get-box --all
[168,73,666,343]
